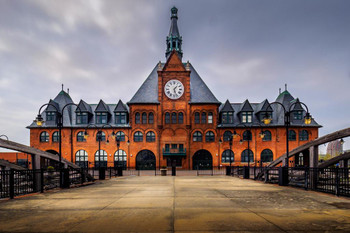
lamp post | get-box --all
[84,123,115,168]
[116,134,130,169]
[262,101,311,168]
[34,102,79,188]
[233,123,265,168]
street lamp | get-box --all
[84,123,115,168]
[116,134,130,169]
[262,101,311,168]
[35,102,80,187]
[233,124,265,168]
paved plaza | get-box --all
[0,176,350,232]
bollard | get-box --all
[9,169,14,199]
[99,167,106,180]
[62,169,70,188]
[118,167,123,177]
[243,166,250,179]
[226,166,231,176]
[40,169,44,193]
[278,167,288,186]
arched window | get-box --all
[262,130,271,141]
[221,150,234,163]
[194,112,200,124]
[134,131,143,142]
[165,112,170,124]
[148,113,154,124]
[96,131,106,141]
[77,131,86,142]
[142,112,147,124]
[223,131,232,141]
[171,112,177,124]
[205,131,215,142]
[40,131,49,142]
[116,131,125,142]
[178,112,184,124]
[299,130,309,141]
[208,112,213,124]
[94,150,107,168]
[243,130,252,141]
[261,149,273,162]
[201,112,206,124]
[52,131,60,142]
[288,130,296,141]
[75,150,88,168]
[241,149,254,162]
[135,112,140,124]
[193,131,202,142]
[114,149,127,168]
[146,131,156,142]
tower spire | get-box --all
[166,6,183,60]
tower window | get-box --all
[165,112,170,124]
[148,113,154,124]
[194,112,200,124]
[201,112,206,124]
[193,131,202,142]
[135,112,140,124]
[208,112,213,124]
[294,111,303,120]
[142,112,147,124]
[46,112,56,122]
[178,112,184,124]
[172,112,177,124]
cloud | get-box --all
[0,0,349,151]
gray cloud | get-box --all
[0,0,349,152]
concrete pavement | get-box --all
[0,176,350,232]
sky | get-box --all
[0,0,349,152]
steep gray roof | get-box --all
[128,62,220,104]
[76,99,92,113]
[256,99,273,113]
[220,100,234,112]
[238,99,254,112]
[95,100,111,113]
[114,100,128,112]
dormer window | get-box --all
[115,112,127,124]
[46,112,56,121]
[96,112,108,124]
[221,111,233,124]
[293,111,303,120]
[76,112,88,124]
[241,112,252,123]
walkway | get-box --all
[1,176,350,232]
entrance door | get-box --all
[136,150,156,170]
[192,150,213,170]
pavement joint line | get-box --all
[67,186,137,233]
[172,177,176,233]
[214,188,289,233]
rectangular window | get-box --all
[171,144,178,149]
[208,113,213,124]
[76,112,88,124]
[242,112,252,123]
[221,112,227,123]
[179,144,184,152]
[165,144,170,152]
[115,112,126,124]
[46,112,56,121]
[293,111,302,120]
[96,112,108,124]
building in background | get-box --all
[27,7,321,170]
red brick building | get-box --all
[28,7,320,170]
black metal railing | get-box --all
[225,166,350,197]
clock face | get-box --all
[164,79,184,100]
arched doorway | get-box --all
[192,149,212,170]
[43,150,59,169]
[136,150,156,170]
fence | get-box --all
[228,166,350,198]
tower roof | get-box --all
[166,6,182,59]
[128,62,220,105]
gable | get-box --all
[162,50,186,72]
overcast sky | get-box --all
[0,0,349,152]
